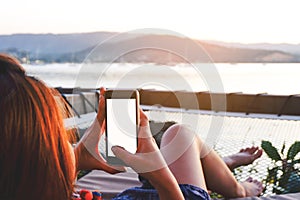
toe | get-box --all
[246,177,253,182]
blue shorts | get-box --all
[112,184,210,200]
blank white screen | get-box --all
[106,99,137,156]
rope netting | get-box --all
[145,108,300,195]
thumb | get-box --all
[111,146,133,166]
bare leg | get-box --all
[160,124,208,191]
[223,147,263,171]
[160,124,263,198]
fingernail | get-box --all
[112,145,125,150]
[111,146,116,153]
[111,146,125,154]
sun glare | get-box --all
[0,0,300,43]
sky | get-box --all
[1,0,300,44]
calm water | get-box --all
[24,62,300,95]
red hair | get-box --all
[0,54,75,199]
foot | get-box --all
[223,147,263,171]
[240,177,264,197]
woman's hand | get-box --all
[111,110,184,200]
[74,88,125,174]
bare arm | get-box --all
[112,110,184,200]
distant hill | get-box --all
[0,32,299,63]
[0,32,139,62]
[207,40,300,55]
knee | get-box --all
[162,124,188,142]
[161,124,201,147]
[160,124,203,164]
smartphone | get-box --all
[105,89,140,166]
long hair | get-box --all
[0,54,75,199]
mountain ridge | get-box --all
[206,40,300,55]
[0,32,299,63]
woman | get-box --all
[0,54,184,200]
[0,54,263,200]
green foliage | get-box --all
[209,192,223,199]
[287,141,300,160]
[77,170,92,180]
[261,141,282,161]
[261,140,300,194]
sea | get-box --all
[23,62,300,95]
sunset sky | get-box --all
[1,0,299,44]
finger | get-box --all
[97,88,106,123]
[111,145,133,166]
[95,150,126,173]
[137,109,152,140]
[100,119,106,134]
[99,87,106,96]
[98,87,106,106]
[139,109,149,127]
[97,160,126,174]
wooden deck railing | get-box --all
[56,87,300,117]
